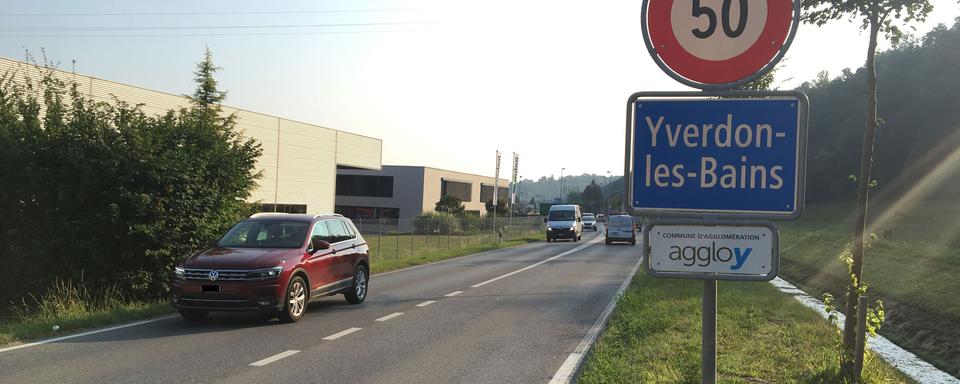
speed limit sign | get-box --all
[642,0,800,89]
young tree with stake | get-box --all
[801,0,933,379]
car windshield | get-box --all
[217,220,310,248]
[548,210,576,221]
[583,215,595,221]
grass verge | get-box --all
[779,201,960,377]
[370,233,542,274]
[578,272,912,383]
[0,233,542,348]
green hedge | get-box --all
[0,52,261,316]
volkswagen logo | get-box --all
[208,270,219,281]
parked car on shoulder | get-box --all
[582,213,598,231]
[170,213,370,323]
[605,215,636,245]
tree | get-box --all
[435,195,465,215]
[734,67,777,90]
[485,198,508,216]
[581,180,604,212]
[802,0,933,378]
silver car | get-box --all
[582,213,598,231]
[605,215,636,245]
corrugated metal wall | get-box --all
[0,57,382,213]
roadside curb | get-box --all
[770,277,959,384]
[549,242,643,384]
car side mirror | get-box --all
[543,217,548,223]
[208,239,219,248]
[577,217,582,222]
[310,236,330,253]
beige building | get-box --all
[0,57,382,214]
[335,165,508,220]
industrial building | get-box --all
[335,165,509,220]
[0,56,382,214]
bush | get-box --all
[0,51,261,315]
[412,212,462,235]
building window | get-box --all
[480,184,508,203]
[335,205,400,220]
[336,175,394,198]
[259,203,307,214]
[441,180,472,201]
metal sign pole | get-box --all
[703,279,717,384]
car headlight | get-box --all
[547,227,552,231]
[247,267,283,280]
[174,266,185,280]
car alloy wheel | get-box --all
[279,275,307,323]
[345,266,368,304]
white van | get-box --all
[544,204,582,242]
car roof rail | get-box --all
[250,212,287,218]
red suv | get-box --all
[170,213,370,322]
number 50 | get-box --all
[691,0,748,39]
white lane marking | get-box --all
[373,240,542,277]
[444,290,464,297]
[322,327,362,341]
[375,312,404,322]
[549,252,644,384]
[249,350,300,367]
[0,314,179,353]
[470,235,603,288]
[415,300,436,308]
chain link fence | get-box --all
[352,216,544,260]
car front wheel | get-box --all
[279,275,308,323]
[344,265,368,305]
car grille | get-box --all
[182,269,250,281]
[552,228,571,233]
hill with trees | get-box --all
[799,19,960,203]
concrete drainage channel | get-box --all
[769,278,959,384]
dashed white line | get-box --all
[470,236,602,288]
[444,290,464,297]
[322,327,362,341]
[375,312,404,322]
[249,350,300,367]
[415,300,437,307]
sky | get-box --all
[1,0,958,181]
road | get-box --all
[0,231,642,384]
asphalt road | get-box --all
[0,230,642,384]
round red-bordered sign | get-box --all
[642,0,799,89]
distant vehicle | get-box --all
[582,213,598,231]
[545,204,582,242]
[170,213,370,323]
[596,213,605,223]
[605,215,636,245]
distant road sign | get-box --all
[644,221,779,281]
[625,91,807,219]
[641,0,800,89]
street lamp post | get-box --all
[559,168,565,203]
[605,170,611,216]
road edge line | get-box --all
[0,314,179,353]
[548,252,644,384]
